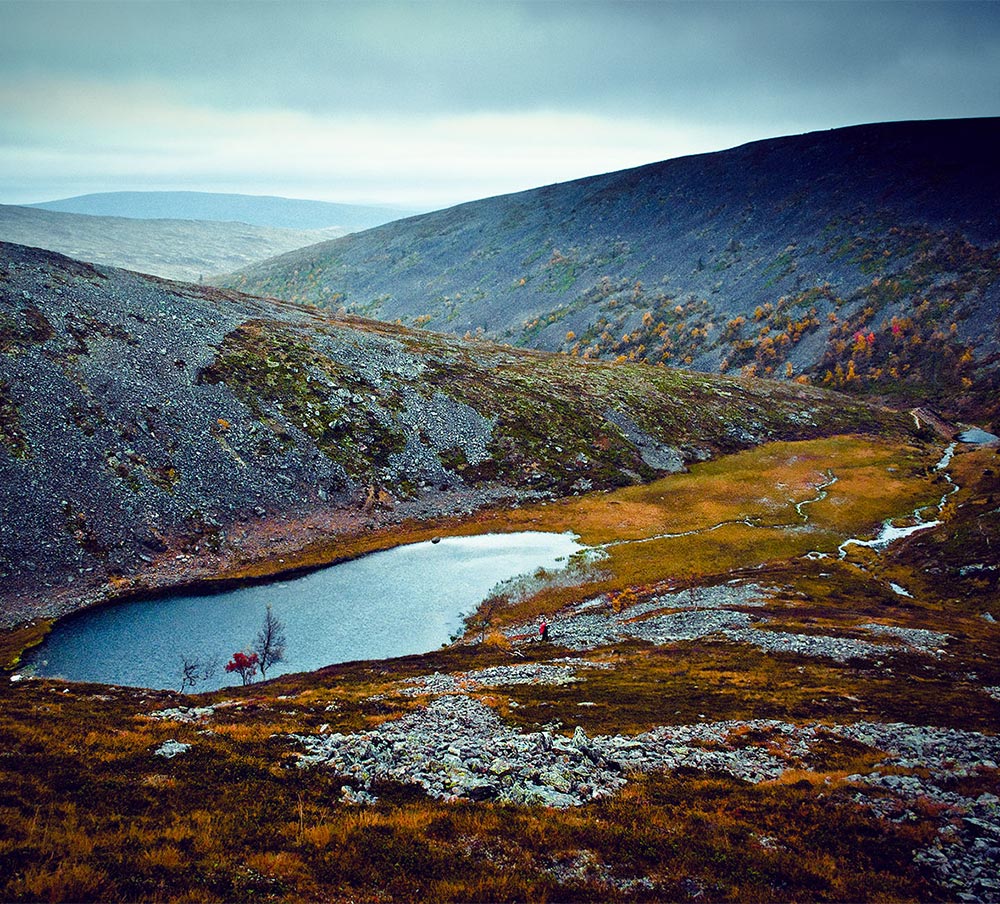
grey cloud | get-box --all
[2,0,998,206]
[2,0,998,123]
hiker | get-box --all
[540,620,550,641]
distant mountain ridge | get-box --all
[218,118,1000,424]
[0,203,345,282]
[30,191,421,231]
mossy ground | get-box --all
[1,437,997,902]
[0,645,945,903]
[0,620,51,671]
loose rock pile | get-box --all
[505,582,909,663]
[148,704,217,723]
[295,694,806,807]
[294,692,1000,809]
[839,722,1000,903]
[153,739,190,758]
[400,658,614,696]
[859,622,951,655]
[289,620,1000,903]
[294,686,1000,900]
[719,624,891,663]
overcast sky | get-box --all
[1,0,998,210]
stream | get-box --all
[837,443,959,558]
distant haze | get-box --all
[29,191,421,231]
[0,201,350,281]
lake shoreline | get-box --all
[25,531,585,690]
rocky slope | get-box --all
[219,118,1000,421]
[0,203,345,282]
[0,241,911,627]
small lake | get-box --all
[28,531,583,691]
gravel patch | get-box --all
[645,582,770,611]
[401,659,616,696]
[508,582,771,651]
[148,705,216,722]
[859,623,951,655]
[720,625,891,663]
[506,581,903,663]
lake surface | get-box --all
[28,532,583,691]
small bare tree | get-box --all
[178,652,218,693]
[253,605,287,680]
[465,592,507,643]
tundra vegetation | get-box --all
[1,434,997,902]
[220,119,1000,427]
[1,120,999,900]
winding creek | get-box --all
[591,444,964,596]
[27,532,583,691]
[837,443,959,558]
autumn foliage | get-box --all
[225,650,259,685]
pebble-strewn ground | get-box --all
[276,579,999,900]
[504,582,949,662]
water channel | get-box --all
[27,532,584,691]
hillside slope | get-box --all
[5,242,999,904]
[0,241,910,626]
[0,203,344,282]
[30,191,420,231]
[220,119,1000,422]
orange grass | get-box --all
[0,436,995,902]
[468,435,945,626]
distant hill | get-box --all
[218,119,1000,424]
[29,191,421,231]
[0,203,343,281]
[0,240,906,625]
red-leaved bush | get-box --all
[225,650,259,685]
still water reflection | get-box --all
[29,532,583,690]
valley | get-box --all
[0,203,348,283]
[0,240,901,630]
[1,121,999,903]
[0,191,421,283]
